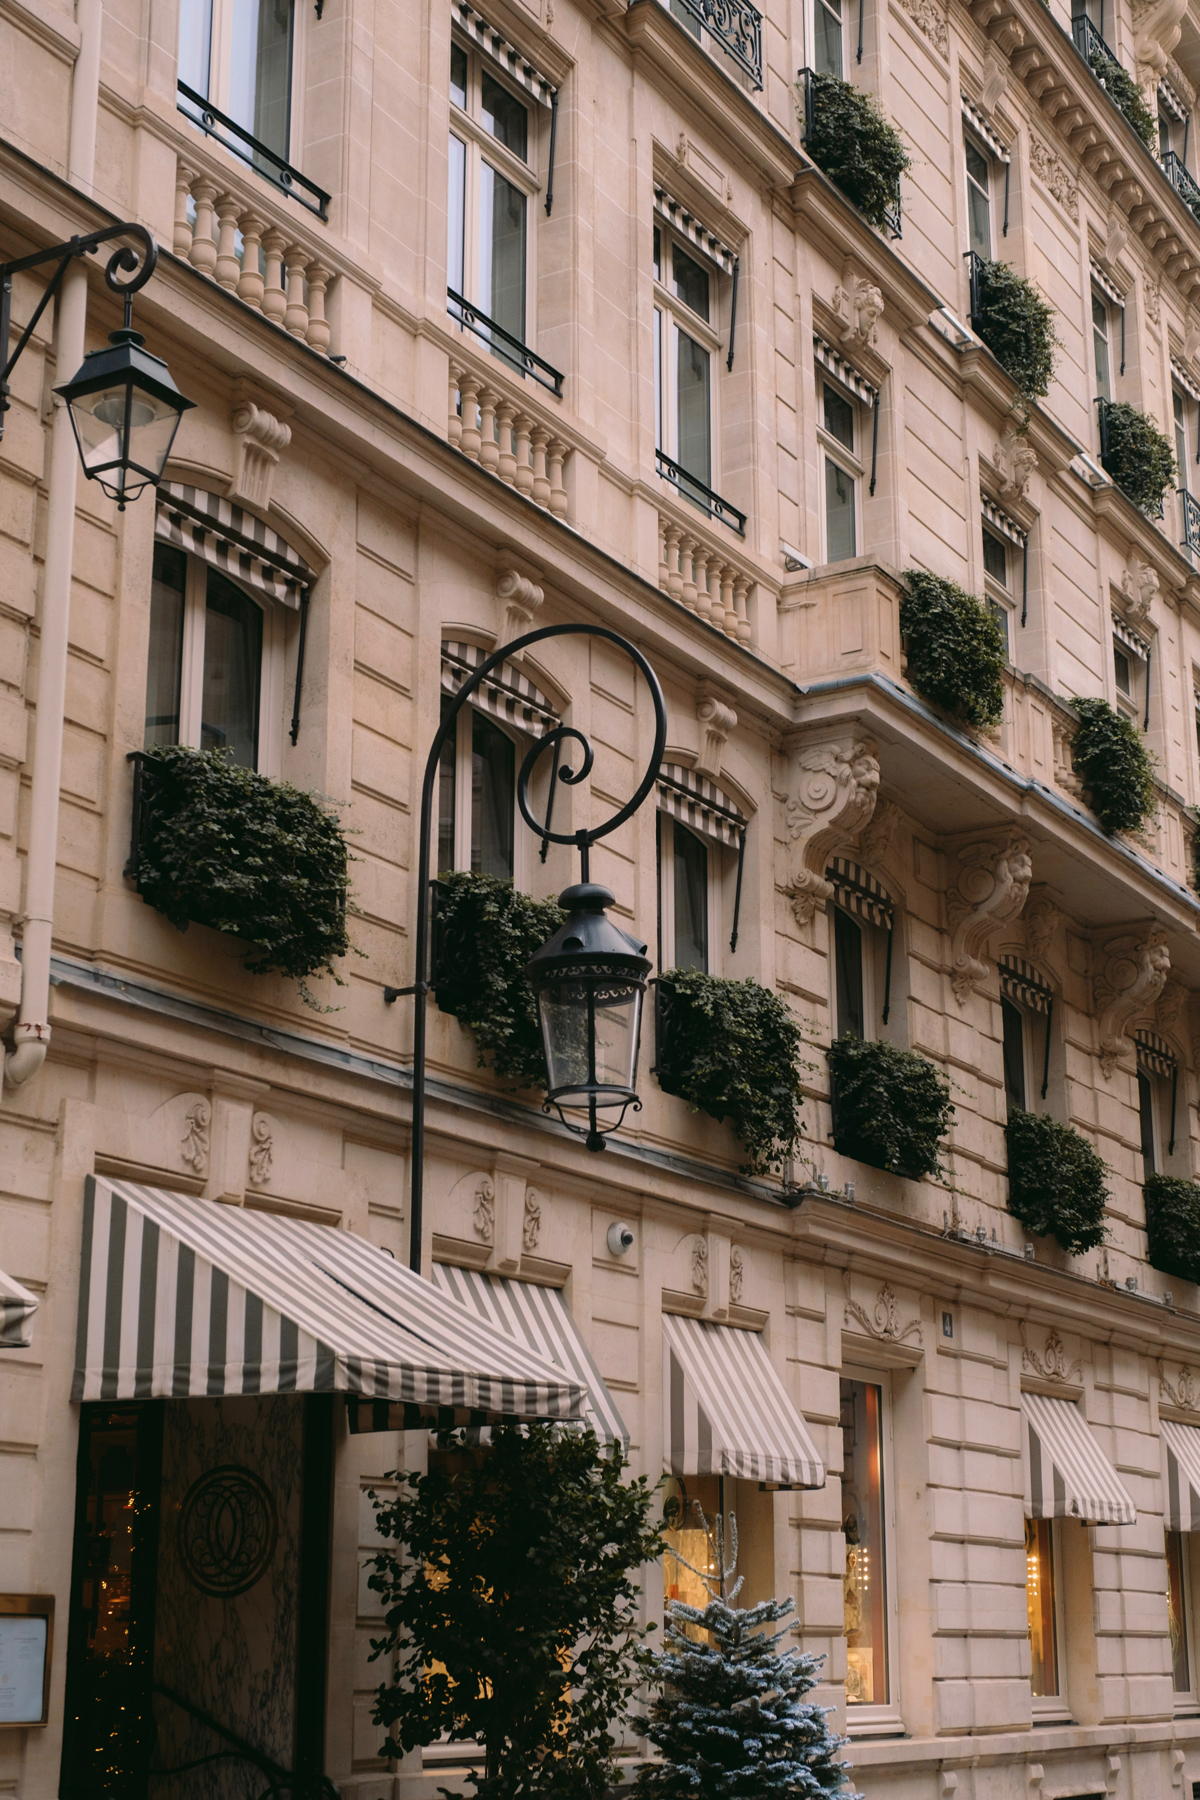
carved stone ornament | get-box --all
[1166,52,1196,107]
[180,1099,212,1175]
[497,568,544,654]
[981,51,1008,112]
[696,694,737,777]
[228,402,291,512]
[947,833,1034,1004]
[1186,315,1200,365]
[844,1281,922,1345]
[522,1187,543,1252]
[994,424,1038,502]
[248,1114,273,1188]
[1145,276,1162,331]
[1029,134,1079,223]
[1095,929,1171,1077]
[691,1237,709,1296]
[1021,1324,1082,1383]
[1158,980,1187,1034]
[729,1246,744,1305]
[785,731,880,926]
[1105,213,1130,267]
[832,266,884,351]
[859,798,899,867]
[1133,0,1186,83]
[1024,889,1060,961]
[473,1175,496,1243]
[893,0,948,57]
[1161,1363,1200,1410]
[1120,549,1160,625]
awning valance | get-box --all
[814,335,877,405]
[1164,1419,1200,1531]
[653,188,737,276]
[432,1263,628,1449]
[1090,259,1126,309]
[961,94,1010,163]
[1172,355,1200,405]
[1,1266,38,1349]
[441,640,560,739]
[1022,1392,1136,1525]
[662,1313,825,1490]
[999,954,1053,1015]
[73,1176,584,1424]
[155,483,313,610]
[1135,1028,1177,1079]
[452,0,556,105]
[1112,611,1149,658]
[826,856,894,930]
[657,764,746,850]
[981,491,1027,548]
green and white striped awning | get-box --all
[452,0,556,105]
[1164,1419,1200,1531]
[1022,1392,1136,1526]
[72,1176,585,1425]
[662,1313,824,1491]
[657,764,746,850]
[432,1263,628,1449]
[826,857,894,930]
[999,954,1053,1015]
[1135,1028,1177,1080]
[155,483,313,610]
[441,641,560,739]
[1,1266,38,1349]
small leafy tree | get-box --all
[636,1506,857,1799]
[900,571,1007,730]
[1144,1173,1200,1285]
[801,72,910,233]
[971,259,1058,401]
[655,970,807,1176]
[826,1035,953,1178]
[1005,1107,1109,1254]
[1069,697,1158,836]
[1099,400,1176,516]
[433,871,566,1086]
[368,1424,662,1800]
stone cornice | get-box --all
[790,167,944,332]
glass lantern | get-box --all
[56,329,194,509]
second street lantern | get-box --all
[56,327,194,509]
[524,882,652,1152]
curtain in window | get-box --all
[145,545,186,748]
[201,570,263,769]
[833,905,864,1039]
[472,711,515,878]
[673,822,708,972]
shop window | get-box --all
[1025,1516,1060,1701]
[438,697,518,880]
[1167,1528,1193,1697]
[178,0,296,160]
[840,1375,892,1713]
[658,814,711,973]
[819,381,860,564]
[449,40,536,366]
[654,225,726,510]
[965,132,993,260]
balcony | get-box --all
[1071,13,1119,73]
[1180,487,1200,553]
[650,0,763,88]
[798,69,903,239]
[654,499,756,644]
[655,449,746,536]
[177,82,330,220]
[1161,150,1200,225]
[446,356,571,518]
[447,291,565,398]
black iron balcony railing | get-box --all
[1180,487,1200,552]
[798,69,903,238]
[177,82,330,220]
[965,249,986,328]
[655,448,747,535]
[657,0,763,87]
[1071,13,1120,76]
[1161,149,1200,222]
[447,290,565,397]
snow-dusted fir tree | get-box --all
[634,1505,859,1800]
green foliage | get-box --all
[826,1034,953,1179]
[1144,1173,1200,1285]
[132,745,350,992]
[656,969,806,1176]
[1099,400,1176,515]
[1069,696,1158,836]
[802,72,910,232]
[900,570,1007,730]
[1089,49,1157,150]
[1004,1107,1109,1254]
[367,1425,662,1800]
[972,259,1058,400]
[433,871,566,1087]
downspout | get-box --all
[3,0,101,1095]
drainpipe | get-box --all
[3,0,101,1097]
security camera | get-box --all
[607,1222,635,1257]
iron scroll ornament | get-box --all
[387,621,667,1273]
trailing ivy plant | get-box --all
[1069,696,1158,836]
[900,570,1007,730]
[1099,400,1176,515]
[132,745,351,999]
[1005,1107,1109,1254]
[1144,1173,1200,1285]
[655,969,806,1176]
[1088,48,1157,151]
[971,259,1058,401]
[432,871,565,1087]
[826,1035,953,1179]
[801,72,911,233]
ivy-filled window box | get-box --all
[1144,1172,1200,1285]
[826,1035,953,1179]
[431,870,565,1086]
[1070,15,1157,151]
[1004,1107,1109,1254]
[900,569,1007,730]
[965,255,1057,401]
[798,70,909,236]
[1069,696,1157,836]
[1096,397,1176,517]
[127,745,352,1002]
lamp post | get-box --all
[385,622,667,1272]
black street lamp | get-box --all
[1,224,192,506]
[385,622,667,1271]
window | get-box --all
[1112,618,1148,725]
[981,523,1011,656]
[1139,1067,1159,1176]
[1001,995,1027,1111]
[658,814,710,973]
[813,0,844,75]
[841,1377,890,1710]
[1176,389,1192,491]
[1026,1517,1060,1699]
[1167,1529,1193,1696]
[1193,686,1200,763]
[829,880,895,1043]
[438,698,518,879]
[1093,290,1113,402]
[819,381,860,564]
[449,41,536,365]
[145,544,274,771]
[654,227,721,508]
[965,133,992,260]
[178,0,295,160]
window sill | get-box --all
[845,1707,906,1738]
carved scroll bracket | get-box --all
[1095,928,1171,1076]
[947,833,1033,1003]
[785,730,880,926]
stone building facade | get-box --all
[7,0,1200,1788]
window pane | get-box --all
[229,0,293,159]
[669,0,703,39]
[1001,995,1026,1111]
[987,598,1010,659]
[675,331,711,487]
[481,71,528,161]
[1167,1530,1192,1693]
[177,0,213,95]
[480,163,526,346]
[823,383,855,449]
[1139,1069,1157,1175]
[672,244,710,322]
[673,822,709,973]
[1026,1518,1058,1696]
[982,525,1008,586]
[833,905,864,1040]
[1093,295,1111,401]
[967,184,990,259]
[471,711,514,878]
[663,1475,722,1636]
[653,226,662,283]
[825,458,856,562]
[438,695,456,876]
[450,42,467,107]
[965,140,990,191]
[1114,644,1131,695]
[841,1378,889,1706]
[1175,392,1188,488]
[145,545,186,748]
[200,570,262,769]
[813,0,843,76]
[448,134,466,295]
[654,307,663,451]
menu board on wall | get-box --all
[0,1603,51,1726]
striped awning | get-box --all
[451,0,555,104]
[657,764,746,850]
[1172,355,1200,405]
[826,856,893,930]
[981,491,1027,547]
[1163,1419,1200,1531]
[1090,259,1126,309]
[961,93,1010,162]
[155,483,313,610]
[814,335,877,405]
[441,640,559,739]
[653,188,737,276]
[1022,1391,1136,1525]
[1112,611,1149,658]
[662,1312,825,1490]
[73,1176,585,1425]
[431,1264,628,1449]
[1160,78,1188,122]
[1135,1028,1177,1079]
[999,954,1053,1015]
[0,1266,38,1349]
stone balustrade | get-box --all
[657,509,755,644]
[447,360,571,517]
[173,159,336,355]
